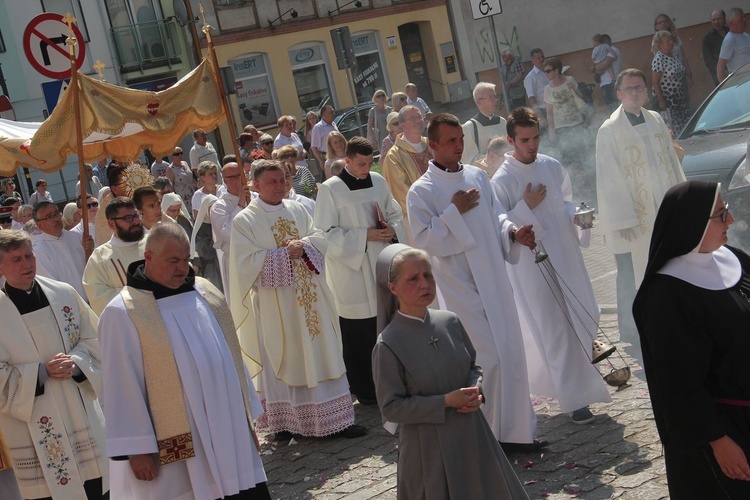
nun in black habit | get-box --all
[372,244,529,500]
[633,180,750,498]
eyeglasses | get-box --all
[110,212,142,223]
[87,202,99,208]
[172,152,183,156]
[262,141,273,145]
[375,94,386,98]
[709,203,731,223]
[280,153,296,159]
[390,121,399,126]
[404,116,424,123]
[620,85,648,94]
[543,69,555,74]
[36,211,62,222]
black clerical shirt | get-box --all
[126,260,196,299]
[337,167,373,191]
[625,110,646,127]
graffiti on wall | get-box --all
[475,24,522,65]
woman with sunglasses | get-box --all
[367,89,392,150]
[634,180,750,498]
[166,146,197,213]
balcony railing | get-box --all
[111,18,182,73]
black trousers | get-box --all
[339,316,378,401]
[220,481,271,499]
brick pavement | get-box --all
[257,226,668,499]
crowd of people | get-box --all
[0,9,749,498]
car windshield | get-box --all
[688,64,750,134]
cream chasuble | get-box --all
[0,276,107,500]
[83,235,146,315]
[596,106,685,285]
[230,199,355,436]
[230,199,345,386]
[94,189,115,247]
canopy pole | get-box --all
[64,12,91,259]
[200,5,248,206]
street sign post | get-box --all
[471,0,502,20]
[470,0,511,116]
[42,79,70,114]
[23,13,86,79]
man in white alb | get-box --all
[407,113,544,452]
[98,223,270,499]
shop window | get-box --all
[351,31,388,103]
[289,43,335,115]
[230,53,280,129]
[42,0,91,41]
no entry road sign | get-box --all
[23,13,86,79]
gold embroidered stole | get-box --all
[120,287,196,465]
[0,427,11,471]
[120,278,257,466]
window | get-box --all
[351,31,388,103]
[0,29,5,53]
[41,0,91,42]
[290,43,335,116]
[230,53,280,129]
[216,0,244,5]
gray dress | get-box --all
[372,309,529,500]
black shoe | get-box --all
[357,397,378,406]
[499,439,549,453]
[273,430,294,441]
[332,424,367,439]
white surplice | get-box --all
[83,235,146,315]
[595,106,685,285]
[314,172,405,319]
[32,229,88,302]
[210,191,248,305]
[406,162,536,443]
[229,198,354,436]
[99,284,266,500]
[491,154,611,412]
[0,277,107,500]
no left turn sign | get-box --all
[23,13,86,79]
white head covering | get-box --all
[161,192,191,222]
[190,194,218,258]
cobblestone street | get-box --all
[256,225,669,499]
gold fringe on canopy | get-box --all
[0,58,224,176]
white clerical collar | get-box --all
[403,136,424,151]
[657,246,742,290]
[109,235,141,248]
[397,310,426,323]
[480,112,495,120]
[257,197,284,213]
